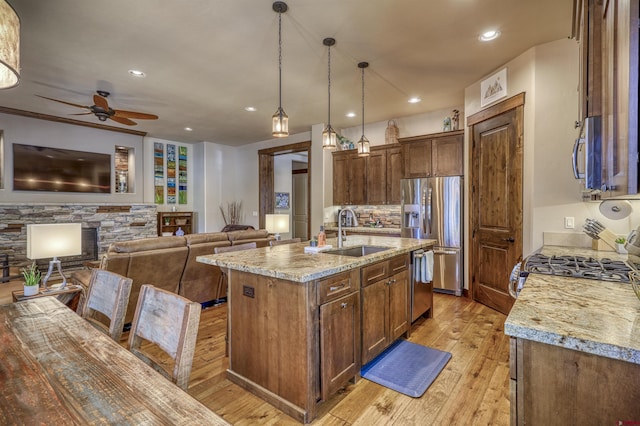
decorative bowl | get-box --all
[628,270,640,302]
[175,219,187,225]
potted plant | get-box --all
[615,237,627,254]
[21,261,41,296]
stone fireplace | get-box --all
[0,203,158,269]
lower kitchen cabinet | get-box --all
[361,254,410,365]
[319,291,360,401]
[510,337,640,425]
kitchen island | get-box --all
[197,235,434,423]
[505,246,640,425]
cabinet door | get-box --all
[333,153,350,205]
[361,279,388,364]
[386,146,403,204]
[348,154,368,205]
[319,291,360,401]
[388,269,409,341]
[366,149,387,205]
[403,138,432,178]
[432,134,463,176]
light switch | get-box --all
[252,211,258,217]
[564,217,575,229]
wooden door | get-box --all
[319,291,360,401]
[332,152,349,205]
[402,138,432,178]
[388,269,409,341]
[432,134,463,176]
[469,94,524,315]
[361,279,388,364]
[292,172,308,240]
[386,146,403,204]
[366,148,387,205]
[348,154,367,205]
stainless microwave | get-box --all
[572,115,602,191]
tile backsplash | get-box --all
[327,205,401,228]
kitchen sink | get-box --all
[323,245,392,257]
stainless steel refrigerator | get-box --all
[401,176,463,298]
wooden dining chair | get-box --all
[79,269,133,343]
[127,284,201,391]
[214,241,257,356]
[269,238,302,247]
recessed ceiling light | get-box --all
[346,112,356,118]
[128,69,146,77]
[184,127,193,132]
[244,106,257,112]
[408,97,421,104]
[479,30,500,42]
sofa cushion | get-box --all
[227,229,270,242]
[185,232,228,245]
[109,236,186,253]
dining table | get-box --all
[0,296,229,425]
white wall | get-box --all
[0,113,145,203]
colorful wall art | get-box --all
[154,142,164,204]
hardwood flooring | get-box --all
[177,293,510,425]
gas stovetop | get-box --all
[523,253,634,283]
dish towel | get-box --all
[414,251,424,282]
[421,250,434,283]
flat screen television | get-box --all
[13,144,111,193]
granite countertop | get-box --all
[324,226,401,235]
[197,235,435,283]
[505,245,640,364]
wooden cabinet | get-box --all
[361,254,410,364]
[510,337,640,424]
[332,150,367,205]
[574,0,603,119]
[400,130,463,178]
[334,145,404,206]
[157,212,193,236]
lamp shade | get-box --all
[0,0,20,89]
[265,214,289,234]
[27,223,82,259]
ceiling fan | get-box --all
[37,90,158,126]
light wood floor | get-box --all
[178,293,511,425]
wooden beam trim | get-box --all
[466,92,526,126]
[398,130,464,144]
[258,141,311,156]
[0,106,148,137]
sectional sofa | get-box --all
[73,229,274,324]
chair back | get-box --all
[269,238,302,247]
[213,241,257,254]
[80,269,133,342]
[127,285,201,390]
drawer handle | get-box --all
[341,303,348,309]
[330,283,346,291]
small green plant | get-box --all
[21,261,41,287]
[615,237,626,244]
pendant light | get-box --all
[322,38,337,150]
[272,1,289,137]
[357,62,370,156]
[0,0,20,89]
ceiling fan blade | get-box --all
[36,95,90,110]
[113,109,159,120]
[93,94,110,110]
[69,112,93,116]
[110,116,137,126]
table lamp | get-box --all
[265,214,289,240]
[27,223,82,290]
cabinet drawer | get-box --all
[389,254,409,274]
[318,270,359,304]
[361,261,389,287]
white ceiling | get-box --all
[0,0,574,146]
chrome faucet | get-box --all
[337,208,358,249]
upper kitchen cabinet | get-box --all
[574,0,603,119]
[333,150,367,205]
[601,0,639,195]
[366,146,404,205]
[400,130,464,178]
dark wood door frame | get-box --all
[467,93,525,313]
[258,141,311,239]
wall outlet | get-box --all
[564,217,575,229]
[252,211,258,217]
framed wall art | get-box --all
[480,67,507,107]
[275,192,290,209]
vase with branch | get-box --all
[220,201,243,225]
